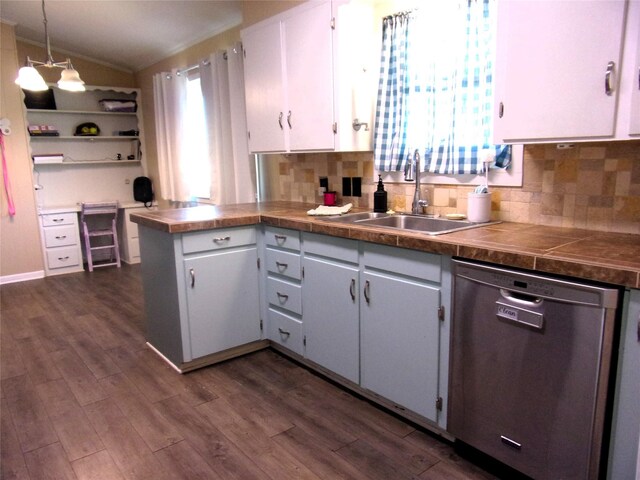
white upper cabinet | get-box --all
[494,0,639,143]
[241,0,375,154]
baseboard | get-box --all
[0,270,45,285]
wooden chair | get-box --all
[80,202,121,272]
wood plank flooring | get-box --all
[1,264,498,480]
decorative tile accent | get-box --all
[261,140,640,234]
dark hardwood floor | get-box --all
[1,264,497,479]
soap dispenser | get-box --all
[373,175,387,213]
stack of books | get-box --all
[28,125,59,136]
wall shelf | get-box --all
[30,136,140,141]
[27,109,137,116]
[34,160,141,166]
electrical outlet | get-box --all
[352,177,362,197]
[342,177,352,196]
[319,177,328,190]
[125,178,130,184]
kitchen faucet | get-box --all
[405,149,428,214]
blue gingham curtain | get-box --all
[374,0,510,175]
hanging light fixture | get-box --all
[15,0,85,92]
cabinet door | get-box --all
[284,0,335,151]
[361,270,441,422]
[184,247,261,359]
[494,0,626,142]
[303,257,359,383]
[242,21,287,153]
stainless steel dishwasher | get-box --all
[449,260,620,480]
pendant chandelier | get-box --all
[15,0,85,92]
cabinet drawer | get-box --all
[43,225,78,248]
[363,242,442,283]
[41,212,76,227]
[267,277,302,315]
[265,248,301,280]
[303,232,358,263]
[182,227,256,254]
[268,308,303,356]
[46,246,80,269]
[265,226,301,251]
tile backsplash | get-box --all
[259,140,640,234]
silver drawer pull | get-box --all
[213,236,230,244]
[364,280,371,304]
[274,234,287,243]
[276,292,289,302]
[55,235,67,240]
[189,268,195,288]
[278,328,290,337]
[500,435,522,451]
[275,261,288,270]
[350,278,356,301]
[605,61,615,96]
[52,218,64,222]
[58,256,70,261]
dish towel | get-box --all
[307,203,353,216]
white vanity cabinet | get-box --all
[608,289,640,479]
[241,0,375,154]
[493,0,639,143]
[264,227,304,355]
[360,243,450,427]
[139,225,263,372]
[302,233,360,384]
[38,210,83,276]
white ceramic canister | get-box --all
[467,192,492,223]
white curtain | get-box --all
[153,70,191,202]
[200,43,256,205]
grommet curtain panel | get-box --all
[153,69,190,202]
[153,42,256,204]
[374,0,511,175]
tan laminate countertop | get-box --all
[130,202,640,289]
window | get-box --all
[374,0,512,178]
[183,71,210,199]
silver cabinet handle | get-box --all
[274,234,287,244]
[52,218,64,223]
[278,327,290,337]
[276,292,289,301]
[350,278,356,301]
[498,102,504,118]
[278,112,284,130]
[213,236,230,244]
[605,61,615,96]
[287,110,292,129]
[364,280,370,304]
[189,268,195,288]
[58,256,70,261]
[55,235,67,240]
[275,261,288,270]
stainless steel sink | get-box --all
[324,212,390,223]
[325,212,498,235]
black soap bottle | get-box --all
[373,175,387,212]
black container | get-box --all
[373,175,387,213]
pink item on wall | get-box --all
[0,132,16,217]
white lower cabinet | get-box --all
[139,225,262,371]
[360,243,448,425]
[184,247,261,359]
[296,233,450,428]
[302,233,360,384]
[39,211,84,276]
[264,227,304,354]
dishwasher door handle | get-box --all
[495,300,544,330]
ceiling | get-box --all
[0,0,244,72]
